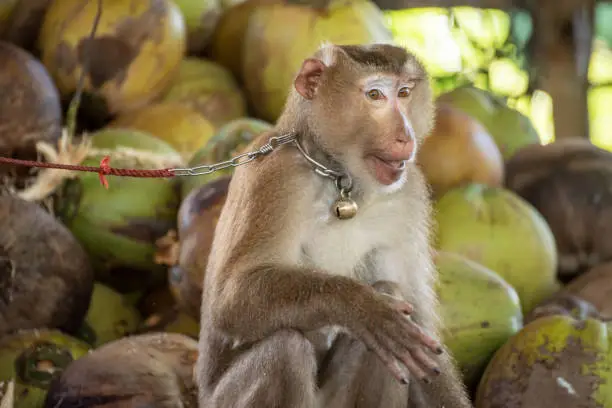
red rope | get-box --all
[0,155,176,189]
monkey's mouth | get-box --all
[368,155,407,185]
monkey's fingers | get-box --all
[397,351,429,384]
[410,347,441,378]
[402,321,443,355]
[362,329,409,384]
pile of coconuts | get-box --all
[0,0,610,407]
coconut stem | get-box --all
[65,0,103,142]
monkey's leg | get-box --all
[316,280,411,408]
[204,329,319,408]
[317,332,410,408]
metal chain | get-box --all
[171,131,352,194]
[172,133,297,176]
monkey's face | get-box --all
[352,73,426,186]
[295,44,434,190]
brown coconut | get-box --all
[0,41,62,161]
[505,138,612,282]
[169,175,231,319]
[0,194,94,336]
[0,0,51,52]
[560,261,612,319]
[44,332,199,408]
[417,104,504,198]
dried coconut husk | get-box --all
[43,332,199,408]
[0,193,94,336]
[505,139,612,282]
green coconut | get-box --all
[241,0,394,122]
[180,117,272,198]
[76,283,142,347]
[433,183,561,315]
[475,314,612,407]
[173,0,222,55]
[435,251,523,391]
[38,0,186,117]
[43,333,199,408]
[108,102,217,162]
[437,86,542,160]
[209,0,269,79]
[54,128,183,294]
[161,57,247,128]
[0,329,91,408]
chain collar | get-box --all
[292,136,353,194]
[173,131,353,194]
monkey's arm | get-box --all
[211,263,376,342]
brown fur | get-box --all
[196,43,472,408]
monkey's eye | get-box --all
[366,89,384,100]
[397,87,411,98]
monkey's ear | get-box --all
[294,58,326,100]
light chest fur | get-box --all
[299,177,414,282]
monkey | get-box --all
[196,42,473,408]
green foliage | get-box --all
[385,6,612,150]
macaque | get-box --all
[196,43,472,408]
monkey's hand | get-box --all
[349,290,443,385]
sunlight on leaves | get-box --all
[385,5,612,149]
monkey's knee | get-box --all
[206,330,318,408]
[372,280,404,299]
[319,333,409,408]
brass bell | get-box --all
[333,198,358,220]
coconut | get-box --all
[54,128,183,294]
[474,313,612,407]
[433,183,560,314]
[173,0,222,55]
[161,57,247,128]
[417,104,504,199]
[0,329,91,408]
[76,282,142,347]
[0,0,18,37]
[437,85,541,160]
[0,0,51,51]
[137,284,177,317]
[523,292,602,326]
[139,309,201,339]
[44,333,199,408]
[109,102,217,162]
[557,261,612,319]
[181,117,272,198]
[171,176,231,319]
[209,0,270,79]
[0,194,94,336]
[0,41,62,161]
[435,251,523,391]
[38,0,186,117]
[241,0,394,122]
[504,139,612,282]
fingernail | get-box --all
[433,367,441,375]
[400,377,409,385]
[422,376,431,384]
